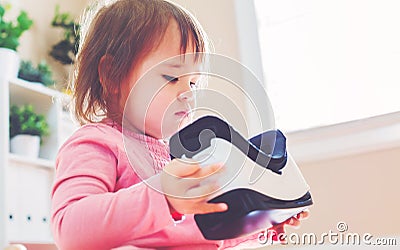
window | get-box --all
[254,0,400,132]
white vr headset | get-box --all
[170,116,313,240]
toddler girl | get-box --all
[51,0,307,249]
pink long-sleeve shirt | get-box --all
[51,120,261,249]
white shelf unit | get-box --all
[0,77,77,249]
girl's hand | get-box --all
[161,159,228,215]
[269,210,310,243]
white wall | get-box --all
[296,146,400,236]
[172,0,241,60]
[255,0,400,132]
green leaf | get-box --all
[9,104,49,142]
[0,4,33,50]
[0,36,19,51]
[18,60,54,86]
[17,11,33,31]
[0,6,5,18]
[50,5,79,64]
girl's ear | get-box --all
[98,54,119,94]
[98,54,113,86]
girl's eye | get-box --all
[190,82,197,89]
[163,74,197,88]
[163,75,179,83]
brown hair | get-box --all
[71,0,210,125]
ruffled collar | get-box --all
[102,118,170,174]
[102,118,167,145]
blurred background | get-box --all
[0,0,399,249]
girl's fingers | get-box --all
[267,210,310,244]
[270,224,287,243]
[185,182,221,198]
[297,210,310,220]
[194,202,228,215]
[171,163,224,191]
[189,163,224,179]
[286,217,301,228]
[272,223,284,234]
[164,160,223,179]
[164,159,201,177]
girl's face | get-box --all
[122,19,202,139]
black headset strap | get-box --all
[169,116,285,174]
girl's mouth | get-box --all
[175,110,189,117]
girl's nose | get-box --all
[177,89,194,102]
[177,78,195,102]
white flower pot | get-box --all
[10,134,41,158]
[0,47,20,80]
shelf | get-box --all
[10,240,55,245]
[8,153,54,169]
[9,78,71,109]
[1,76,74,246]
[9,78,62,98]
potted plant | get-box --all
[49,5,79,65]
[18,60,55,87]
[9,104,49,158]
[0,3,33,79]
